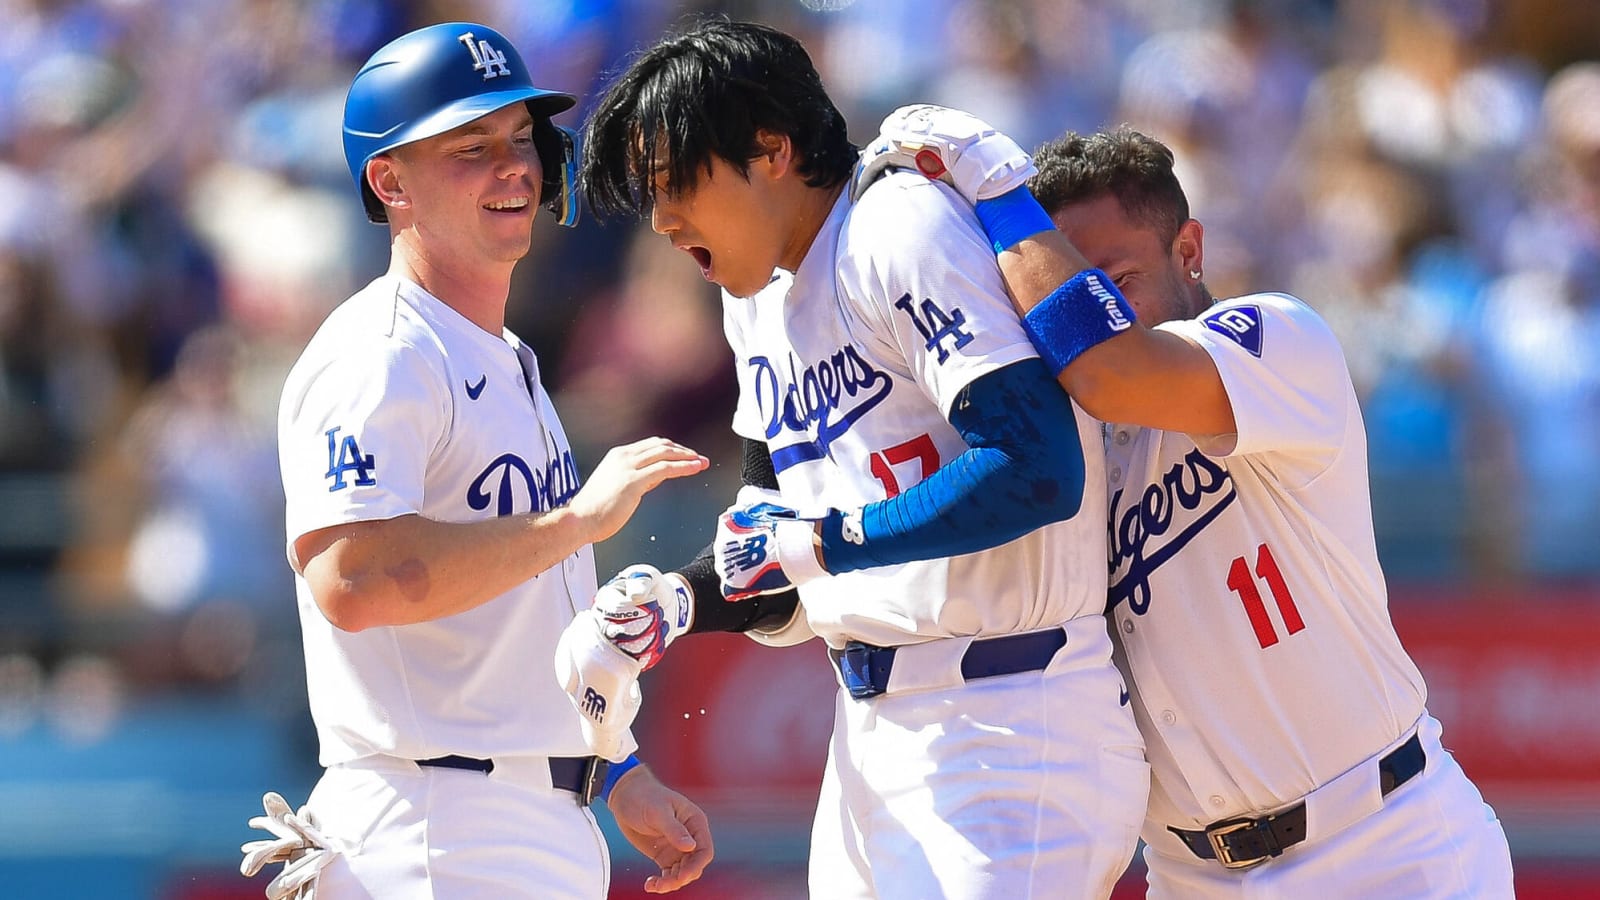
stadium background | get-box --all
[1,0,1597,896]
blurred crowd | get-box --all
[0,0,1597,733]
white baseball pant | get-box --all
[809,615,1149,900]
[1142,715,1515,899]
[300,755,610,899]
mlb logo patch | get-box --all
[1203,305,1263,357]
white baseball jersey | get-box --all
[723,172,1108,649]
[278,274,598,767]
[1103,291,1428,831]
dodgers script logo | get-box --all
[751,345,892,472]
[468,440,581,516]
[1108,448,1236,614]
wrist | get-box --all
[1023,269,1137,375]
[774,517,828,585]
[600,752,644,803]
[974,186,1055,254]
[658,571,695,643]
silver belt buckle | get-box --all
[579,756,610,807]
[1205,818,1270,870]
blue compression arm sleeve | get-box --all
[819,358,1085,572]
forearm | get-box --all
[1063,329,1234,433]
[297,508,599,631]
[823,359,1085,572]
[680,437,801,634]
[996,230,1095,314]
[992,215,1232,433]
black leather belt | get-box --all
[829,628,1068,700]
[416,754,610,806]
[1169,732,1426,869]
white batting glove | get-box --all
[592,564,694,672]
[714,486,830,602]
[555,608,643,762]
[240,791,341,900]
[851,104,1036,204]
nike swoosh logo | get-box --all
[465,375,487,400]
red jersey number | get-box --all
[1227,543,1306,648]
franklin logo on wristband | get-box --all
[1085,272,1133,331]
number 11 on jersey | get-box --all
[1227,543,1305,648]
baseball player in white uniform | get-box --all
[240,23,714,900]
[563,20,1147,900]
[857,107,1516,897]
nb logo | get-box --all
[894,293,974,364]
[324,427,377,492]
[725,535,769,577]
[458,32,511,80]
[581,687,607,722]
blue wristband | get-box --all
[600,752,642,802]
[1022,269,1137,375]
[974,186,1055,253]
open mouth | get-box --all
[685,245,713,277]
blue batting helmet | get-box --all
[341,22,580,226]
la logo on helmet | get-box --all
[458,32,511,80]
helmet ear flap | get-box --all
[534,120,580,228]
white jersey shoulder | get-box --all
[1158,292,1351,471]
[723,178,1106,647]
[278,275,598,766]
[1107,290,1426,834]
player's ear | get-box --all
[1173,218,1204,281]
[368,156,410,214]
[751,129,794,179]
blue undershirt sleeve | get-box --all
[819,358,1086,572]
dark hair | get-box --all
[1029,127,1190,246]
[580,18,857,218]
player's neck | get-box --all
[389,240,514,334]
[777,183,845,274]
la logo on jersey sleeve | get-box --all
[325,426,377,491]
[1203,305,1263,357]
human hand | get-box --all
[569,438,708,545]
[554,609,643,762]
[607,765,715,893]
[593,564,694,672]
[240,791,340,900]
[851,103,1035,204]
[713,487,828,602]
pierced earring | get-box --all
[1189,269,1202,280]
